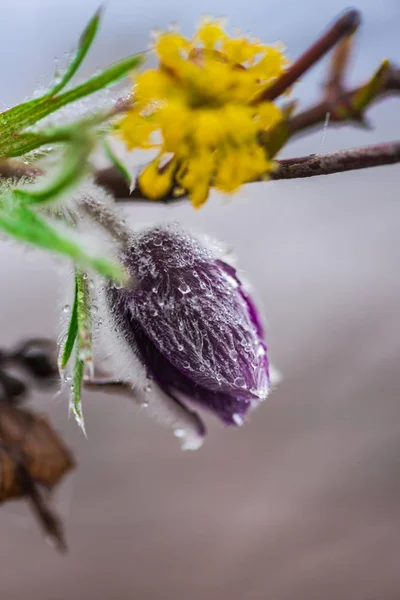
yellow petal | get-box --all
[155,32,190,67]
[117,111,157,150]
[195,19,227,49]
[138,155,176,200]
[158,102,191,153]
[135,69,171,105]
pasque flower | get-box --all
[103,223,271,449]
[117,19,287,207]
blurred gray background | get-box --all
[1,0,400,598]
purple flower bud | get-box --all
[104,224,270,447]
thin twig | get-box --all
[288,63,400,135]
[2,141,400,203]
[271,141,400,179]
[253,9,361,103]
[1,11,400,203]
[92,140,400,202]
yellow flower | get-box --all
[117,20,288,207]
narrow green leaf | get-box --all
[0,53,143,152]
[69,268,93,433]
[47,53,143,112]
[0,202,127,281]
[104,139,132,188]
[3,110,105,158]
[49,8,102,96]
[14,130,94,203]
[71,345,86,434]
[60,276,79,370]
[352,60,391,114]
[76,269,93,370]
[260,120,290,158]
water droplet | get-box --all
[82,273,88,280]
[174,429,185,438]
[152,287,158,293]
[65,374,72,382]
[232,413,244,426]
[183,361,190,369]
[62,304,70,314]
[178,345,184,351]
[144,383,152,393]
[234,376,246,388]
[178,283,191,295]
[92,304,98,314]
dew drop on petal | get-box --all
[234,376,246,388]
[178,282,191,295]
[232,413,244,426]
[62,304,70,314]
[174,428,186,438]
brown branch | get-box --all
[253,9,361,103]
[3,139,400,204]
[92,141,400,202]
[0,159,41,181]
[1,10,400,204]
[271,141,400,179]
[288,63,400,135]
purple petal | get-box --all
[107,224,270,425]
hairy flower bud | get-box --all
[102,223,271,449]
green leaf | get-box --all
[59,276,79,370]
[76,269,93,369]
[104,138,133,188]
[0,54,143,158]
[49,8,102,97]
[352,60,391,114]
[14,128,94,203]
[260,120,290,158]
[3,108,108,158]
[0,54,143,145]
[69,269,93,433]
[71,347,85,434]
[0,202,127,281]
[49,53,143,112]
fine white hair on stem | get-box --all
[77,184,133,247]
